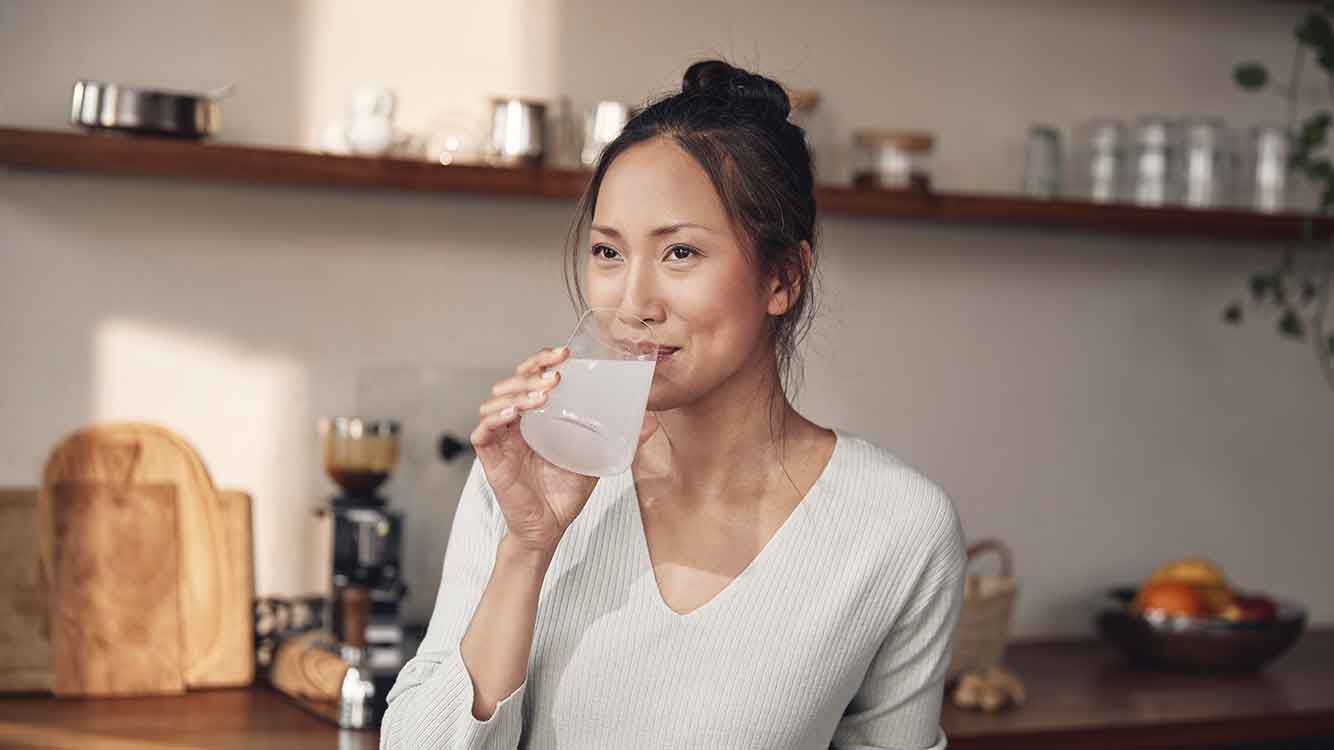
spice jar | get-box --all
[853,129,934,190]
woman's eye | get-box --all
[666,245,698,261]
[591,245,620,260]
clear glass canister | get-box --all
[853,130,933,189]
[1077,119,1127,204]
[1132,116,1182,207]
[1179,118,1231,209]
[1022,125,1062,199]
[1241,125,1290,213]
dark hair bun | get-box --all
[681,60,791,120]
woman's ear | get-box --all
[767,241,812,316]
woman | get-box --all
[381,60,965,750]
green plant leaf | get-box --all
[1278,308,1306,339]
[1305,157,1334,180]
[1234,62,1269,90]
[1297,12,1333,46]
[1223,303,1244,324]
[1301,112,1332,149]
[1319,48,1334,75]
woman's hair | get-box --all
[564,59,820,404]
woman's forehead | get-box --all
[593,138,731,234]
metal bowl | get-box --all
[1096,586,1306,674]
[69,80,225,139]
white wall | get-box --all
[3,0,1332,638]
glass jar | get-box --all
[1022,125,1062,199]
[1077,119,1127,204]
[1179,118,1231,209]
[1241,125,1290,213]
[1132,116,1182,207]
[853,129,934,190]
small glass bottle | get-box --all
[1022,125,1062,199]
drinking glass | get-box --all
[520,308,657,476]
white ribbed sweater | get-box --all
[381,427,966,750]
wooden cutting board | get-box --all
[40,422,254,689]
[49,481,185,697]
[0,488,53,693]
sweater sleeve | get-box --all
[380,458,528,749]
[830,507,966,750]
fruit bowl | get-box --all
[1096,586,1307,674]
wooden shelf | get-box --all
[2,126,1327,241]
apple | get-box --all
[1219,594,1278,623]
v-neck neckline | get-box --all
[626,427,845,620]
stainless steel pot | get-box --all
[69,80,230,139]
[485,97,546,166]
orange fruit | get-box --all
[1133,580,1207,618]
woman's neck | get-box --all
[636,352,820,508]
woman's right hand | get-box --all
[470,346,659,557]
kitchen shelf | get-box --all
[2,126,1328,241]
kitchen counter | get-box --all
[942,626,1334,749]
[1,629,1331,749]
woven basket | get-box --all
[946,538,1019,682]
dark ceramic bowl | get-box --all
[1096,586,1307,674]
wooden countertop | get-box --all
[2,630,1332,749]
[942,627,1334,749]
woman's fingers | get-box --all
[479,388,548,419]
[516,345,569,377]
[470,405,520,448]
[490,368,560,398]
[472,345,568,450]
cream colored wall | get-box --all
[3,0,1331,638]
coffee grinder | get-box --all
[318,417,408,674]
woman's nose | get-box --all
[619,262,666,325]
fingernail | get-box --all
[542,370,556,381]
[501,406,516,418]
[528,391,542,402]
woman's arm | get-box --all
[461,532,552,719]
[830,509,966,750]
[380,458,550,749]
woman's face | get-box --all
[585,136,785,410]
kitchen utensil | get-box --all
[1022,125,1062,199]
[69,80,231,139]
[1180,118,1231,208]
[581,101,631,167]
[947,539,1019,682]
[50,481,185,697]
[269,630,380,729]
[520,308,658,477]
[0,488,52,694]
[40,422,254,689]
[485,97,547,166]
[1132,116,1182,207]
[1096,586,1306,673]
[852,129,933,191]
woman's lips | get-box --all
[655,347,680,362]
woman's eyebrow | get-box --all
[591,222,713,238]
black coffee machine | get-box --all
[318,417,408,674]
